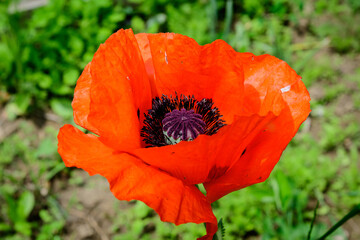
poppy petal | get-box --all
[145,33,245,124]
[240,54,310,139]
[72,62,100,135]
[204,55,311,202]
[73,29,153,150]
[135,33,158,97]
[198,222,218,240]
[131,112,275,185]
[238,53,301,116]
[58,124,217,238]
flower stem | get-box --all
[317,203,360,240]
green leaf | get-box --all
[0,222,11,232]
[38,221,65,239]
[69,35,84,57]
[14,221,32,236]
[131,16,145,33]
[212,218,226,240]
[218,218,226,239]
[46,162,66,180]
[37,74,53,89]
[17,191,35,220]
[96,28,112,43]
[5,94,32,118]
[107,12,126,23]
[0,42,13,77]
[36,137,57,158]
[47,196,66,221]
[39,210,53,223]
[63,68,79,86]
[4,193,18,223]
[50,98,73,119]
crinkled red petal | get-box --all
[131,113,276,185]
[58,124,217,238]
[141,33,245,124]
[204,54,311,202]
[135,33,158,97]
[72,29,153,150]
[72,63,99,135]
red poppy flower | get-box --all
[58,29,310,239]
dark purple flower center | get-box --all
[162,109,206,144]
[141,94,225,147]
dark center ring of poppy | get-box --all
[162,109,206,144]
[141,93,225,147]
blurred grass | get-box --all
[0,0,360,239]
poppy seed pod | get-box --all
[58,29,310,240]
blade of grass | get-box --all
[222,0,233,41]
[210,0,217,41]
[307,200,319,240]
[292,38,330,72]
[317,203,360,240]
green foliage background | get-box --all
[0,0,359,239]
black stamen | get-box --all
[140,93,226,147]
